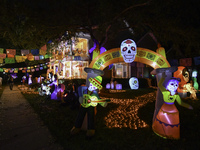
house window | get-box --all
[113,62,129,78]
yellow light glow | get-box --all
[103,92,156,129]
[152,62,156,68]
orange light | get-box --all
[103,92,156,129]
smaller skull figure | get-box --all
[129,77,139,89]
[120,39,137,63]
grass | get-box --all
[22,88,200,150]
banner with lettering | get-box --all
[168,59,179,66]
[0,58,3,63]
[41,44,47,51]
[31,49,39,55]
[45,54,51,59]
[39,55,44,60]
[21,49,29,55]
[0,48,4,53]
[193,56,200,65]
[6,49,16,55]
[22,56,27,62]
[34,56,40,60]
[26,53,34,61]
[15,55,24,63]
[14,68,18,73]
[7,53,15,58]
[179,58,192,66]
[5,58,15,64]
[0,53,6,58]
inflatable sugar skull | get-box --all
[129,77,139,89]
[121,39,137,63]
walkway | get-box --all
[0,85,63,150]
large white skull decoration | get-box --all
[121,39,137,63]
[129,77,139,89]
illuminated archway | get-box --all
[89,47,171,70]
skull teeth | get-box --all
[124,55,135,59]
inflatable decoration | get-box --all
[28,75,32,85]
[21,76,26,84]
[120,39,137,63]
[129,77,139,89]
[184,81,197,100]
[152,72,193,139]
[71,68,110,138]
[173,66,189,98]
[106,83,111,89]
[116,84,122,90]
[39,83,51,96]
[37,76,44,83]
[49,74,58,100]
[192,70,199,91]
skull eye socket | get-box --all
[131,46,135,51]
[122,47,127,51]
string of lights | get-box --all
[103,91,156,129]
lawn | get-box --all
[22,88,200,150]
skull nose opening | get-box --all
[128,50,131,53]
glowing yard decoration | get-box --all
[152,72,193,139]
[184,82,197,100]
[89,47,170,70]
[38,83,51,96]
[106,83,111,89]
[21,76,26,84]
[49,74,58,100]
[192,70,199,91]
[104,92,156,129]
[115,84,122,90]
[174,66,189,98]
[37,76,44,83]
[120,39,137,63]
[71,73,109,138]
[129,77,139,89]
[28,75,32,85]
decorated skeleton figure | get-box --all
[120,39,137,63]
[129,77,139,89]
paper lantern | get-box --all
[129,77,139,89]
